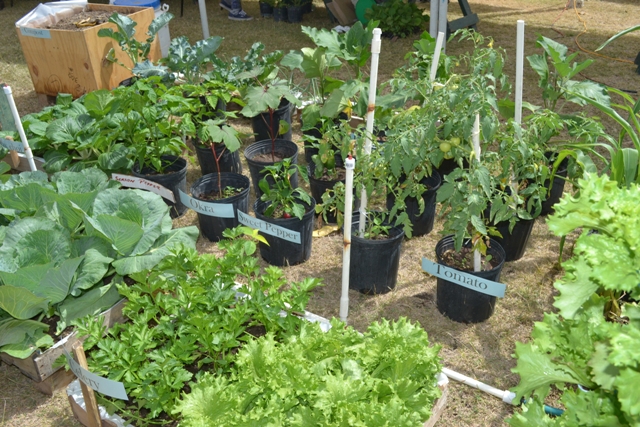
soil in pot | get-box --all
[244,139,299,198]
[254,198,315,266]
[349,218,404,295]
[132,155,187,219]
[435,235,506,323]
[251,98,292,142]
[46,10,117,30]
[191,173,250,242]
[194,141,243,176]
[386,171,442,237]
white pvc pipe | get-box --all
[438,0,448,53]
[442,368,517,405]
[514,20,525,124]
[429,32,445,83]
[3,86,37,172]
[429,0,439,39]
[472,114,481,272]
[340,155,356,322]
[197,0,210,40]
[358,28,382,235]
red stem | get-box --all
[211,143,226,198]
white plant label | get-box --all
[20,27,51,39]
[111,174,175,202]
[64,351,129,400]
[178,190,235,218]
[421,258,506,298]
[0,138,24,153]
[237,210,301,244]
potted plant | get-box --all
[253,159,315,266]
[189,119,249,242]
[273,0,288,22]
[364,0,428,38]
[240,67,301,197]
[259,0,276,17]
[286,0,304,23]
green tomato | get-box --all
[439,142,451,153]
[450,137,461,146]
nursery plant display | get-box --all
[0,168,198,359]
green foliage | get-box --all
[0,169,198,358]
[365,0,428,38]
[508,174,640,427]
[160,35,223,84]
[76,243,322,425]
[176,317,442,427]
[259,158,311,220]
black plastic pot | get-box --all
[435,158,469,179]
[540,156,569,216]
[301,0,312,13]
[435,235,506,323]
[251,98,293,142]
[190,173,250,242]
[131,155,187,218]
[254,197,315,266]
[386,171,442,237]
[302,126,323,164]
[349,218,404,295]
[287,5,303,22]
[244,139,299,198]
[194,141,242,176]
[491,218,535,262]
[308,164,345,224]
[259,2,273,16]
[273,5,287,21]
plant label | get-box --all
[0,86,17,132]
[421,258,506,298]
[237,210,301,244]
[19,27,51,39]
[178,190,235,218]
[0,138,24,153]
[64,351,129,400]
[111,174,176,202]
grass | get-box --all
[1,0,640,426]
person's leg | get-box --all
[227,0,252,20]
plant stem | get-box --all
[211,143,226,198]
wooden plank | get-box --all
[34,367,76,396]
[68,394,120,427]
[16,4,160,98]
[423,382,448,427]
[73,344,102,427]
[1,152,45,172]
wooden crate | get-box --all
[1,151,45,172]
[1,299,127,395]
[16,4,161,98]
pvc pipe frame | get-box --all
[472,114,481,272]
[438,0,448,52]
[198,0,209,39]
[514,20,525,124]
[429,32,446,83]
[2,86,37,172]
[442,368,517,404]
[340,156,356,322]
[357,28,382,236]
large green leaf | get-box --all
[1,217,71,270]
[0,263,52,292]
[85,214,144,256]
[0,286,49,319]
[83,90,114,118]
[0,318,49,347]
[1,334,53,359]
[53,168,110,194]
[112,226,199,275]
[0,182,51,213]
[70,248,114,296]
[43,256,84,304]
[57,284,121,334]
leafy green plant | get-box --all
[0,169,198,358]
[98,12,174,73]
[365,0,428,38]
[160,35,223,84]
[176,317,442,427]
[508,173,640,427]
[259,159,311,220]
[197,118,242,197]
[76,239,322,425]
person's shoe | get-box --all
[219,0,233,11]
[228,9,253,20]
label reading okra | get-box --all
[178,190,235,218]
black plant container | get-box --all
[349,217,404,295]
[435,235,506,323]
[254,197,315,266]
[259,1,274,17]
[251,98,293,142]
[190,173,250,242]
[491,218,535,262]
[273,5,288,21]
[131,155,187,218]
[540,156,569,216]
[194,142,242,176]
[287,5,303,22]
[386,171,442,237]
[244,139,299,198]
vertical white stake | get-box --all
[472,114,481,272]
[358,28,382,235]
[430,31,446,83]
[438,0,448,52]
[198,0,210,39]
[514,20,525,124]
[340,155,356,322]
[430,0,439,39]
[3,86,37,172]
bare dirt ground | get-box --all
[1,0,639,426]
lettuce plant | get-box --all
[0,168,198,358]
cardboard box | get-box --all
[16,3,161,98]
[326,0,356,26]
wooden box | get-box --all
[15,4,161,98]
[0,299,127,395]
